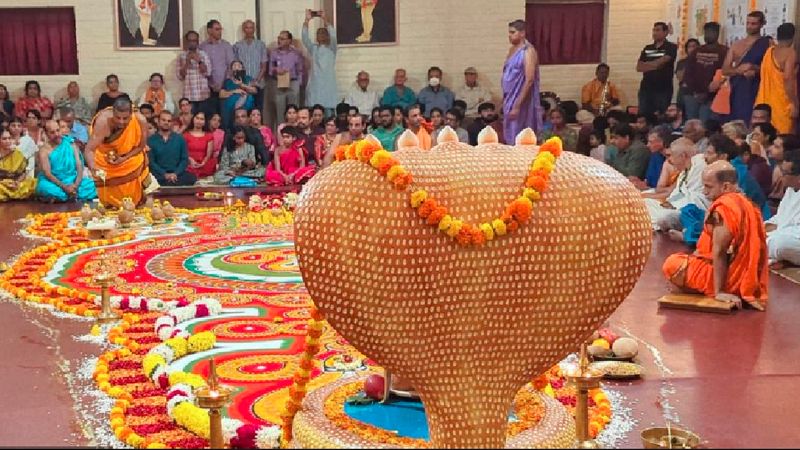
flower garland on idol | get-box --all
[334,136,564,246]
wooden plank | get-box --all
[658,294,735,314]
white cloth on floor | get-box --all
[766,188,800,265]
[645,154,709,230]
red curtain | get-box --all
[0,8,79,75]
[526,2,605,65]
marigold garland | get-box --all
[334,136,564,246]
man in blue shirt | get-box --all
[59,107,88,149]
[381,68,416,110]
[147,111,197,186]
[417,66,454,117]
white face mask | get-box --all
[429,77,441,87]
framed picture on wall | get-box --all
[114,0,183,50]
[334,0,398,47]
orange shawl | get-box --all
[755,46,793,134]
[92,113,149,207]
[695,192,769,304]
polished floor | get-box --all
[0,197,798,447]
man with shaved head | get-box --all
[663,160,769,311]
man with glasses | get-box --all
[177,30,212,115]
[345,71,381,118]
[200,19,235,116]
[267,30,304,129]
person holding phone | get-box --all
[220,60,258,130]
[177,30,212,116]
[303,9,338,116]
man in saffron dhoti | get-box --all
[85,98,152,208]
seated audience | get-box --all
[679,134,770,245]
[538,108,577,151]
[581,63,620,116]
[663,160,768,311]
[183,112,216,179]
[249,109,275,150]
[749,121,776,159]
[231,108,270,167]
[172,98,193,132]
[314,116,340,165]
[310,104,326,133]
[8,117,38,179]
[742,142,772,197]
[345,71,381,118]
[456,67,492,119]
[0,84,14,123]
[635,125,673,190]
[372,106,405,151]
[417,66,454,117]
[327,115,367,167]
[139,103,155,123]
[139,72,176,115]
[265,126,315,186]
[766,150,800,268]
[277,104,299,137]
[292,107,320,165]
[209,113,225,161]
[367,106,381,133]
[610,123,651,180]
[393,106,405,129]
[751,103,772,126]
[215,126,265,184]
[722,120,748,145]
[96,74,131,113]
[682,119,709,153]
[25,109,46,146]
[381,68,417,110]
[16,80,53,121]
[59,107,89,149]
[405,104,432,150]
[664,103,685,138]
[769,133,800,203]
[588,129,607,162]
[147,111,197,186]
[632,113,654,144]
[429,107,445,137]
[468,102,503,146]
[35,120,96,202]
[643,138,707,231]
[55,82,92,124]
[221,60,258,130]
[335,102,350,133]
[432,108,468,144]
[0,126,37,201]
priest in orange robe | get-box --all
[85,98,152,207]
[662,160,769,311]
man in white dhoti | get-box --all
[643,137,708,231]
[766,186,800,268]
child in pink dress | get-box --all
[265,126,315,186]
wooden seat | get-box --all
[658,293,735,314]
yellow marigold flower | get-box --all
[446,220,463,237]
[492,218,507,236]
[438,215,453,231]
[523,188,541,201]
[369,150,392,168]
[480,223,495,240]
[537,151,556,165]
[386,165,406,181]
[142,354,166,377]
[532,156,555,172]
[187,331,216,353]
[165,337,188,358]
[410,190,428,208]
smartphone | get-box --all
[745,133,753,145]
[310,10,321,17]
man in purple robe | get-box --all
[502,19,542,144]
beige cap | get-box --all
[464,66,478,74]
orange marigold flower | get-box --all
[456,224,475,246]
[417,199,439,219]
[509,197,533,223]
[507,219,520,232]
[393,173,412,190]
[471,228,486,245]
[334,146,346,161]
[377,160,397,176]
[539,137,563,157]
[426,206,448,225]
[525,175,548,193]
[529,168,550,181]
[532,374,549,390]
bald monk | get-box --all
[663,161,768,311]
[85,98,152,207]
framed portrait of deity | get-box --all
[333,0,398,47]
[114,0,183,50]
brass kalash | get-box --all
[565,343,604,449]
[93,250,120,324]
[194,359,234,449]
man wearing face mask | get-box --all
[417,66,454,119]
[467,102,503,145]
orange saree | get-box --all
[92,113,150,208]
[663,192,768,308]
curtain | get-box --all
[525,2,605,65]
[0,8,79,75]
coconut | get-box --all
[611,337,638,359]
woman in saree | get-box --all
[35,120,97,202]
[220,60,257,130]
[0,127,36,201]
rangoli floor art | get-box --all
[0,206,623,448]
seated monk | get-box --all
[85,98,151,208]
[663,161,769,311]
[36,120,97,202]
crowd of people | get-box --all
[0,11,798,289]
